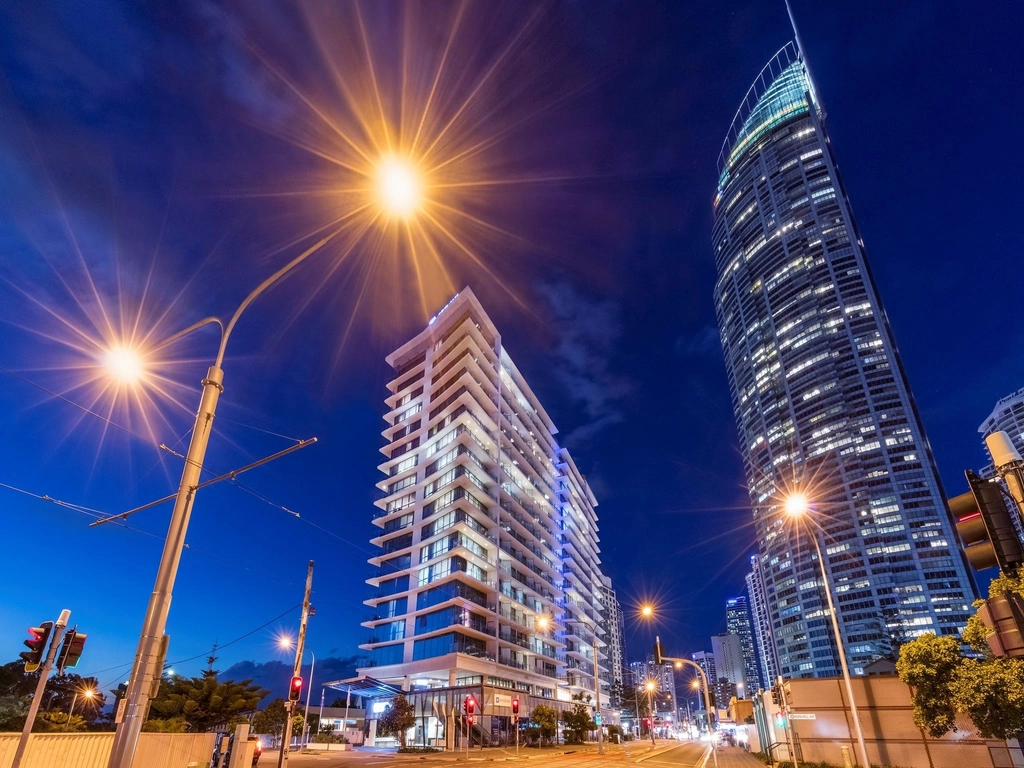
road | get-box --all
[263,740,714,768]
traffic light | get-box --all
[511,697,520,719]
[20,623,54,672]
[653,637,664,666]
[770,685,781,706]
[774,712,787,729]
[951,470,1024,574]
[976,592,1024,658]
[465,695,476,715]
[289,676,303,702]
[56,629,87,673]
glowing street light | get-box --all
[691,679,700,690]
[103,346,145,384]
[640,604,654,619]
[783,492,869,768]
[536,616,549,630]
[375,155,422,219]
[784,492,809,518]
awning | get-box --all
[322,676,404,699]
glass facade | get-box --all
[713,45,974,677]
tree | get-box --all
[898,574,1024,740]
[252,698,289,744]
[0,696,28,731]
[147,673,267,732]
[562,693,595,744]
[34,709,86,732]
[530,704,558,746]
[377,694,416,748]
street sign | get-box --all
[789,713,816,720]
[595,714,602,725]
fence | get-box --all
[0,732,218,768]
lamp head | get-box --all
[375,155,422,219]
[640,604,654,619]
[785,493,809,518]
[103,345,144,384]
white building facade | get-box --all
[348,289,608,746]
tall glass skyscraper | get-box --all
[712,43,975,677]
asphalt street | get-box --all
[262,740,717,768]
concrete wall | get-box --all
[0,732,218,768]
[784,676,1024,768]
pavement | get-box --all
[260,741,763,768]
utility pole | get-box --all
[13,609,71,768]
[279,561,314,768]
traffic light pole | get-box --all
[12,609,70,768]
[279,560,314,768]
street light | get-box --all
[103,346,145,384]
[375,155,422,219]
[66,688,96,731]
[785,493,870,768]
[105,210,392,768]
[640,604,654,619]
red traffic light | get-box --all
[20,623,54,673]
[467,714,475,725]
[289,676,303,702]
[511,697,520,716]
[465,695,476,714]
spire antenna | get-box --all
[785,0,823,114]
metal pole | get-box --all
[647,687,655,745]
[107,368,224,768]
[301,652,314,749]
[279,561,314,768]
[317,689,325,746]
[107,218,347,768]
[343,689,351,746]
[65,693,79,731]
[808,531,869,768]
[595,658,603,754]
[12,609,70,768]
[777,677,799,768]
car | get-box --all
[250,734,262,766]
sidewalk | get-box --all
[710,747,766,768]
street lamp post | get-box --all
[65,689,96,731]
[645,681,656,745]
[786,494,870,768]
[105,225,351,768]
[302,651,315,748]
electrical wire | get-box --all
[0,363,159,448]
[93,602,303,691]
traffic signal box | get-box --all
[511,697,520,721]
[951,470,1024,574]
[465,695,476,726]
[289,676,303,702]
[20,623,53,672]
[951,470,1024,657]
[57,629,87,673]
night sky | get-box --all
[1,1,1022,700]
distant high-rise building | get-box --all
[711,633,746,701]
[601,578,627,699]
[980,387,1024,475]
[691,651,716,699]
[745,554,779,686]
[353,288,608,733]
[726,597,762,692]
[712,41,974,677]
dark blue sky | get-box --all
[1,1,1022,698]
